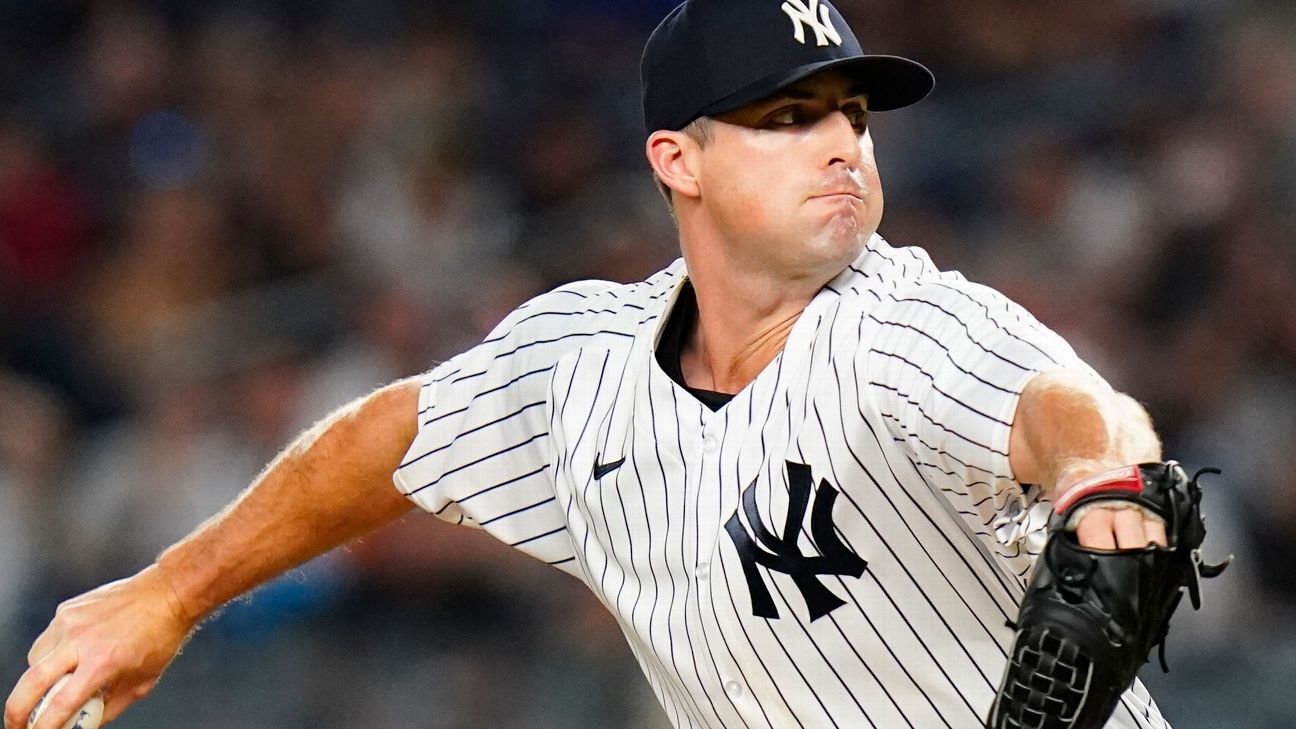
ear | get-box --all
[646,130,701,201]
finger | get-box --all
[26,626,63,667]
[102,693,129,724]
[101,678,155,724]
[1145,516,1168,548]
[1075,508,1116,549]
[4,647,76,729]
[33,669,104,729]
[1112,508,1147,550]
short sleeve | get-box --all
[392,281,614,567]
[859,279,1104,565]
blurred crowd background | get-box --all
[1,0,1294,726]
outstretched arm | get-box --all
[1008,370,1165,549]
[5,378,421,729]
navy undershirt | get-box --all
[655,281,736,412]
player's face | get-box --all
[697,71,883,280]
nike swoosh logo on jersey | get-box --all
[593,456,626,479]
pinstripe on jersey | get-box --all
[393,234,1171,729]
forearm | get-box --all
[1008,370,1162,499]
[155,378,420,625]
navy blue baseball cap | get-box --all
[642,0,935,132]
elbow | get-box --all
[1010,371,1158,492]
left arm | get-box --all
[1008,370,1167,549]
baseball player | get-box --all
[7,1,1183,728]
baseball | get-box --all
[26,675,103,729]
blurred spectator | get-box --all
[0,121,92,309]
[0,372,69,646]
[78,187,237,397]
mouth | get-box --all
[812,191,865,203]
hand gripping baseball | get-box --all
[986,462,1231,729]
[4,567,196,729]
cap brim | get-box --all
[698,55,934,120]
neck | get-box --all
[678,248,826,395]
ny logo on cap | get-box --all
[781,0,843,48]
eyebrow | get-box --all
[763,84,869,105]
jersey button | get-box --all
[694,561,710,580]
[702,435,718,453]
[724,680,743,698]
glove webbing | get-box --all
[997,628,1093,729]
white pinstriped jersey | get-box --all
[393,235,1171,729]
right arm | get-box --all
[5,378,421,729]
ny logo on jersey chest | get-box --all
[724,461,866,621]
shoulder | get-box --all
[823,237,1088,369]
[828,235,1029,326]
[885,278,1038,333]
[485,259,683,345]
[845,234,960,286]
[416,262,683,406]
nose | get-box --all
[817,110,863,169]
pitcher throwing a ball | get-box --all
[6,1,1227,728]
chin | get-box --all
[805,212,871,261]
[789,232,866,283]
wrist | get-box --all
[1052,458,1117,498]
[1052,463,1145,514]
[150,552,212,629]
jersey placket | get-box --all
[693,301,831,728]
[695,398,748,711]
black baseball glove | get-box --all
[986,461,1231,729]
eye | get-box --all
[767,106,806,127]
[845,108,869,133]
